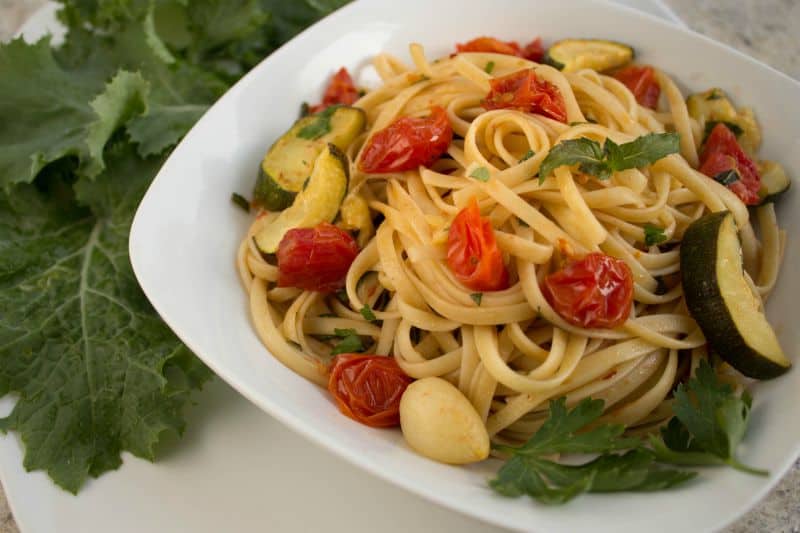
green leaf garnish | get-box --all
[650,360,767,476]
[331,328,365,355]
[484,61,495,74]
[297,104,342,139]
[469,166,491,182]
[713,169,740,186]
[470,293,483,306]
[643,224,667,246]
[519,149,535,163]
[489,398,694,504]
[703,120,743,142]
[538,133,680,184]
[360,304,377,321]
[231,192,250,213]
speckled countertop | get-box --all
[1,1,799,532]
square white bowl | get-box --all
[129,1,800,531]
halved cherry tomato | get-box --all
[277,223,359,292]
[328,354,413,428]
[447,198,509,292]
[455,36,545,62]
[613,65,661,109]
[484,69,567,123]
[359,106,453,173]
[542,252,633,329]
[699,123,761,205]
[309,67,360,114]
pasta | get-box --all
[237,43,787,453]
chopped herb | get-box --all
[706,89,724,100]
[484,61,495,74]
[490,398,695,504]
[334,288,350,305]
[469,166,490,182]
[470,293,483,306]
[538,133,680,184]
[650,360,767,476]
[643,224,667,246]
[231,192,250,213]
[703,120,743,142]
[299,101,310,118]
[568,121,586,127]
[714,169,740,186]
[297,104,341,139]
[518,149,535,163]
[331,328,365,355]
[360,304,377,321]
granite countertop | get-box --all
[0,1,798,532]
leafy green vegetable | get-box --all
[469,166,490,182]
[470,293,483,306]
[518,149,535,163]
[490,398,694,504]
[360,304,377,322]
[484,61,495,74]
[713,169,740,186]
[297,104,342,139]
[331,328,365,355]
[0,0,350,493]
[538,133,679,183]
[231,192,251,212]
[0,144,213,493]
[643,224,667,246]
[650,360,766,475]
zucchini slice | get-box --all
[544,39,634,72]
[254,143,349,253]
[757,160,791,204]
[681,211,790,379]
[687,88,761,155]
[253,106,365,211]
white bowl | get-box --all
[129,1,800,531]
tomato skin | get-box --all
[447,198,510,292]
[542,253,633,329]
[359,106,453,173]
[309,67,359,114]
[277,223,359,293]
[328,354,413,428]
[699,123,761,205]
[484,69,567,123]
[455,36,544,62]
[613,65,661,109]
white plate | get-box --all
[128,1,800,532]
[0,3,791,533]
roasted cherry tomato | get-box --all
[613,65,661,109]
[699,123,761,205]
[277,223,359,292]
[542,252,633,329]
[447,197,509,292]
[328,354,413,427]
[359,106,453,173]
[309,67,360,114]
[455,36,544,62]
[484,69,567,123]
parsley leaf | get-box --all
[490,398,694,504]
[643,224,667,246]
[360,304,377,321]
[649,360,767,476]
[469,166,491,182]
[713,169,740,186]
[470,293,483,306]
[519,149,535,163]
[231,192,250,212]
[297,104,342,139]
[331,328,365,355]
[484,61,495,74]
[538,133,679,183]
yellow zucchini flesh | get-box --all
[544,39,634,72]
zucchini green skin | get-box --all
[253,166,296,211]
[681,211,790,379]
[543,39,634,73]
[253,143,349,254]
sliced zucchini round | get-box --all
[253,106,365,211]
[681,211,790,379]
[254,143,349,253]
[757,160,791,204]
[544,39,633,72]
